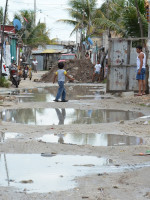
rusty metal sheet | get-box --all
[108,67,127,91]
[128,66,138,91]
[110,40,128,66]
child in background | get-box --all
[92,60,102,82]
[53,62,74,102]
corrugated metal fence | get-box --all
[107,38,149,92]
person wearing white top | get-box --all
[92,60,102,82]
[136,46,146,96]
[32,58,38,73]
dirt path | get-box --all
[0,71,150,200]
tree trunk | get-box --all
[135,0,144,45]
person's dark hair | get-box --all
[58,62,64,69]
[136,45,142,50]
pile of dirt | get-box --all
[40,59,94,83]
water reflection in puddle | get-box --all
[38,133,145,146]
[0,132,23,142]
[0,86,109,102]
[1,154,150,193]
[0,154,109,193]
[0,108,143,125]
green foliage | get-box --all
[140,103,150,107]
[0,6,9,25]
[94,0,148,37]
[59,0,97,36]
[0,7,3,24]
[60,0,148,38]
[102,78,107,84]
[122,6,148,37]
[13,10,51,47]
[27,23,51,47]
[0,77,10,88]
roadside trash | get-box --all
[133,152,150,156]
[68,86,73,90]
[143,121,149,125]
[73,164,95,167]
[41,153,56,157]
[113,186,119,189]
[20,180,33,184]
[33,79,39,82]
[98,187,104,192]
[51,152,57,155]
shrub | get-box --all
[0,76,10,88]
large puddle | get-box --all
[0,108,143,125]
[38,133,145,146]
[0,154,150,193]
[0,86,111,102]
[0,132,23,143]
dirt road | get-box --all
[0,72,150,200]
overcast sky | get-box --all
[0,0,104,41]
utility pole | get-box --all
[147,0,150,92]
[34,0,36,27]
[0,0,8,78]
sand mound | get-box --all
[40,59,94,83]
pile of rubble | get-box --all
[40,59,94,83]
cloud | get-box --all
[0,0,104,41]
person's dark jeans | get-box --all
[55,81,66,101]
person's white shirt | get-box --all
[32,60,38,65]
[94,64,101,72]
[137,52,146,70]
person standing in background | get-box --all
[92,60,102,82]
[32,58,38,73]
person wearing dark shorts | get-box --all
[136,46,146,96]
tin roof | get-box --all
[41,49,61,54]
[32,49,68,54]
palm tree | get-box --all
[13,10,51,47]
[0,7,3,24]
[93,0,148,38]
[27,22,51,47]
[0,6,9,25]
[58,0,97,38]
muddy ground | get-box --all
[0,71,150,200]
[40,59,95,83]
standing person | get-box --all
[53,62,74,102]
[92,60,102,82]
[32,58,38,73]
[136,46,146,96]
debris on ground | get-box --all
[0,95,16,102]
[40,59,94,83]
[20,180,34,184]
